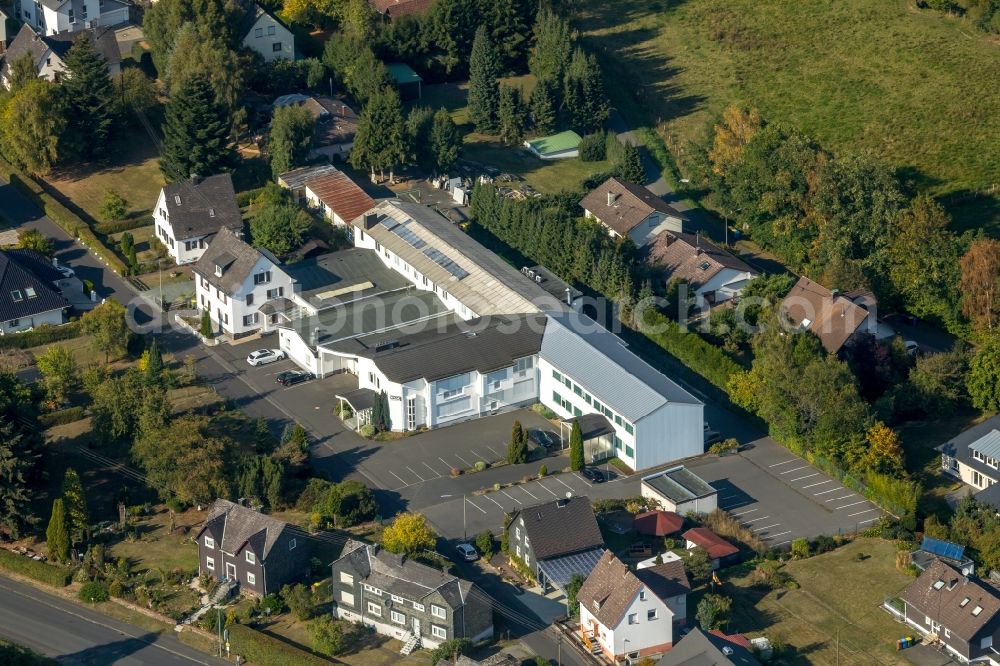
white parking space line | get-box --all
[743,515,772,524]
[406,466,426,481]
[501,490,522,504]
[389,471,409,487]
[483,495,505,510]
[826,494,855,503]
[454,453,473,468]
[486,445,503,458]
[553,477,577,493]
[859,518,880,526]
[833,500,867,510]
[732,508,758,517]
[422,462,441,478]
[780,466,809,475]
[520,486,540,501]
[767,531,791,539]
[814,488,840,496]
[770,459,800,467]
[755,523,781,532]
[439,457,455,471]
[790,473,820,482]
[773,540,792,547]
[848,508,878,517]
[465,498,487,514]
[802,480,833,489]
[574,473,594,488]
[537,482,560,497]
[469,450,491,464]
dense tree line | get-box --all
[0,373,43,538]
[919,0,1000,33]
[470,183,636,306]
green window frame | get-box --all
[563,377,571,389]
[585,394,592,406]
[625,422,634,435]
[553,391,562,404]
[615,415,623,426]
[573,406,583,417]
[573,384,583,397]
[593,400,603,413]
[553,370,562,382]
[625,445,634,458]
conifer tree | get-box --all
[350,88,407,182]
[507,420,528,464]
[61,468,90,545]
[564,48,608,135]
[529,8,572,85]
[498,85,526,146]
[61,38,117,160]
[160,73,234,182]
[145,339,165,387]
[569,419,585,471]
[617,141,646,184]
[430,109,461,174]
[529,79,557,135]
[467,25,501,134]
[46,498,70,563]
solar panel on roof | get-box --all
[379,216,400,231]
[921,536,966,561]
[423,247,469,280]
[392,224,426,249]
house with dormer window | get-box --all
[940,416,1000,512]
[0,249,70,334]
[153,174,243,265]
[330,539,492,654]
[894,559,1000,664]
[196,499,310,597]
[192,227,294,338]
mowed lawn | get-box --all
[576,0,1000,230]
[725,538,913,665]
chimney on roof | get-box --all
[363,212,379,230]
[607,191,619,206]
[190,173,201,185]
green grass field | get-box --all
[576,0,1000,232]
[724,538,913,665]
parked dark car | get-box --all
[529,428,558,449]
[581,468,606,483]
[276,370,313,386]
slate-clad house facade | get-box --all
[896,559,1000,664]
[153,174,243,265]
[196,499,311,597]
[330,540,493,650]
[506,496,605,592]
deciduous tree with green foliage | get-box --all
[6,54,37,92]
[90,368,148,448]
[269,104,315,177]
[81,299,130,363]
[61,37,117,160]
[684,547,712,583]
[696,594,732,630]
[350,88,407,182]
[0,80,66,175]
[99,190,128,223]
[969,334,1000,413]
[18,229,54,256]
[37,345,79,405]
[960,238,1000,332]
[46,499,70,563]
[318,480,378,527]
[569,419,584,471]
[565,572,585,617]
[160,73,234,182]
[382,512,437,555]
[468,25,501,133]
[249,201,310,257]
[61,468,90,545]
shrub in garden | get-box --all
[79,580,109,603]
[578,132,607,161]
[474,461,487,472]
[539,464,547,477]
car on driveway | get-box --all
[246,349,285,366]
[276,370,313,386]
[529,428,558,449]
[581,468,606,483]
[455,543,478,561]
[55,264,75,279]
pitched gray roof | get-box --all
[641,231,756,290]
[162,174,242,240]
[540,311,701,422]
[192,226,280,296]
[2,23,124,81]
[900,559,1000,642]
[580,177,686,236]
[199,499,292,561]
[657,628,761,666]
[939,416,1000,490]
[335,313,547,384]
[335,541,475,610]
[577,551,689,629]
[0,250,68,323]
[509,496,604,561]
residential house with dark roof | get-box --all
[17,0,130,37]
[578,551,690,662]
[1,23,122,88]
[0,249,70,333]
[241,3,294,62]
[939,415,1000,511]
[580,177,685,246]
[505,496,605,593]
[657,627,762,666]
[153,174,243,264]
[683,528,739,570]
[330,539,493,653]
[192,227,294,338]
[303,170,375,227]
[641,231,757,309]
[196,499,310,597]
[780,276,893,355]
[894,559,1000,664]
[272,94,358,162]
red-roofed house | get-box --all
[708,630,752,650]
[369,0,434,19]
[683,527,739,570]
[633,511,684,537]
[304,172,376,227]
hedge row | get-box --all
[0,158,128,275]
[640,310,744,390]
[95,216,153,235]
[227,624,332,666]
[236,187,267,208]
[39,406,88,428]
[0,321,83,350]
[0,548,71,587]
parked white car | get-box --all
[246,349,286,366]
[55,264,75,279]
